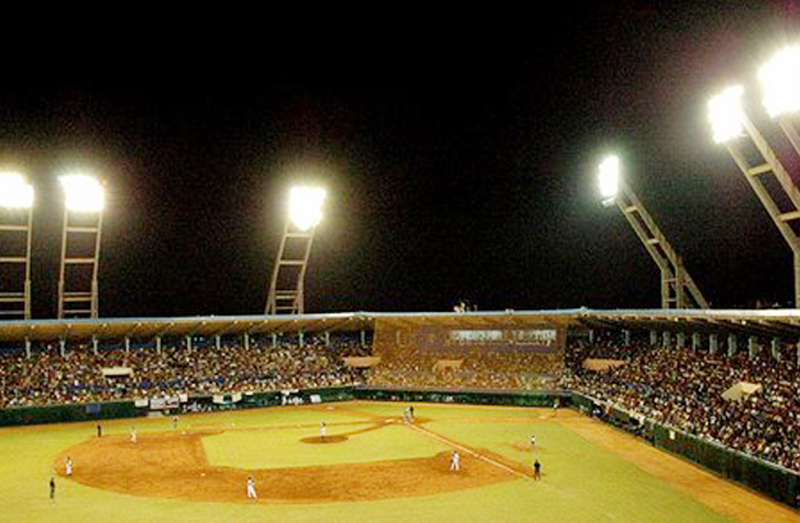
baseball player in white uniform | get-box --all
[65,456,73,476]
[130,427,137,443]
[450,450,460,472]
[246,476,257,499]
[320,421,327,440]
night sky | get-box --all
[1,4,799,319]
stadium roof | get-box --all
[0,308,799,343]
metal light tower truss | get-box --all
[58,208,103,319]
[610,181,710,309]
[266,219,315,315]
[722,114,800,307]
[0,206,33,319]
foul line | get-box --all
[404,422,531,481]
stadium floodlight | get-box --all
[58,174,105,319]
[599,155,709,309]
[598,155,620,205]
[266,185,328,315]
[759,44,800,118]
[59,174,105,212]
[0,172,34,210]
[708,85,746,144]
[0,171,34,319]
[288,186,326,231]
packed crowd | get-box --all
[367,345,562,391]
[564,336,800,472]
[0,334,367,408]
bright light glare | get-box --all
[759,44,800,118]
[598,155,620,200]
[0,172,34,210]
[288,186,326,231]
[708,85,745,144]
[59,175,105,212]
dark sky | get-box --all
[1,4,799,319]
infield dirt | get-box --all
[55,418,520,503]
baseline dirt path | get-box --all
[556,415,800,523]
[56,420,517,503]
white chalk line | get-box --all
[404,422,531,481]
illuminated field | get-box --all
[0,402,796,523]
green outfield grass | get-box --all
[0,402,743,523]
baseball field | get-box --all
[1,401,798,523]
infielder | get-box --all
[530,434,536,449]
[533,459,542,480]
[449,450,460,472]
[246,476,257,499]
[49,477,55,500]
[130,427,137,443]
[320,421,327,441]
[65,456,73,477]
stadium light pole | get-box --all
[0,172,34,319]
[266,186,326,315]
[709,85,800,307]
[58,174,105,319]
[599,155,709,309]
[759,44,800,157]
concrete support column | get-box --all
[185,335,192,352]
[215,335,221,351]
[771,338,780,361]
[244,333,250,351]
[125,336,131,355]
[676,332,686,349]
[650,330,658,347]
[692,332,702,352]
[709,334,718,355]
[25,338,31,359]
[155,336,162,355]
[59,339,66,358]
[623,329,631,346]
[728,334,737,358]
[92,336,99,356]
[662,331,671,349]
[748,336,758,360]
[299,330,305,348]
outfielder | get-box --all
[320,421,327,441]
[246,476,257,499]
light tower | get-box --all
[599,155,709,309]
[759,44,800,156]
[709,66,800,306]
[0,172,34,319]
[266,186,326,315]
[58,174,105,319]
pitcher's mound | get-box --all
[301,435,348,444]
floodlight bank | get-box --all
[759,44,800,118]
[0,172,34,210]
[708,85,745,144]
[289,186,326,231]
[59,175,105,212]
